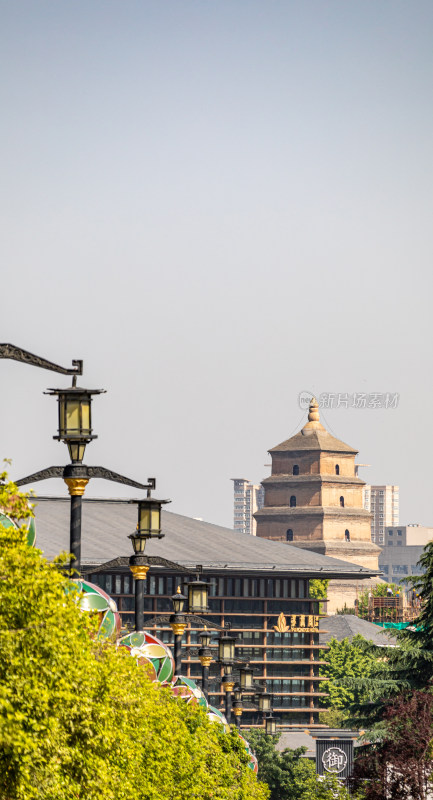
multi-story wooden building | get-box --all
[33,496,379,729]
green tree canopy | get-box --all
[320,634,378,712]
[245,730,354,800]
[344,543,433,731]
[0,468,268,800]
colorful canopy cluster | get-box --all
[119,631,256,773]
[119,630,175,685]
[65,574,258,775]
[72,579,122,639]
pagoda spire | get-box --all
[302,396,325,433]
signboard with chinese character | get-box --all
[273,612,320,633]
[316,738,353,780]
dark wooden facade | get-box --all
[88,564,328,728]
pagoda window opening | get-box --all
[340,496,344,507]
[286,529,294,542]
[335,464,340,475]
[345,529,350,541]
[293,465,299,475]
[290,496,296,508]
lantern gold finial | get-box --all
[176,585,182,594]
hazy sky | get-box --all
[1,1,432,530]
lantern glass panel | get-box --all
[188,580,209,613]
[59,398,66,434]
[129,533,147,554]
[80,399,90,432]
[139,505,151,534]
[150,507,160,532]
[218,635,235,664]
[66,399,80,433]
[199,629,212,648]
[259,694,272,713]
[68,442,86,463]
[240,667,253,690]
[266,716,277,736]
[172,590,186,614]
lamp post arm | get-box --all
[15,466,157,492]
[0,344,82,376]
[15,467,65,486]
[86,467,156,491]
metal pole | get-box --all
[201,663,209,699]
[225,685,232,724]
[129,558,149,633]
[174,634,183,675]
[135,577,145,632]
[64,473,89,574]
[70,495,82,572]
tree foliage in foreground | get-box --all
[245,730,355,800]
[344,542,433,731]
[0,470,268,800]
[320,635,378,713]
[350,691,433,800]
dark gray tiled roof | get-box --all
[276,729,362,756]
[319,615,398,647]
[31,496,379,577]
[269,429,357,454]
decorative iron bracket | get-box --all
[15,465,155,492]
[85,467,154,491]
[0,343,82,376]
[15,467,65,486]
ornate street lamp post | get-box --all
[1,344,157,574]
[46,381,104,569]
[170,586,188,673]
[198,627,212,700]
[217,631,237,725]
[169,573,211,674]
[129,492,169,632]
[233,684,243,729]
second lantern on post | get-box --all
[170,586,187,674]
[129,490,168,632]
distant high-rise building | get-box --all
[363,485,399,545]
[232,478,264,535]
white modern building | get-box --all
[363,485,399,545]
[232,478,264,536]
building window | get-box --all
[345,529,350,541]
[293,465,299,476]
[340,496,344,507]
[290,496,296,508]
[335,464,340,475]
[286,529,293,542]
